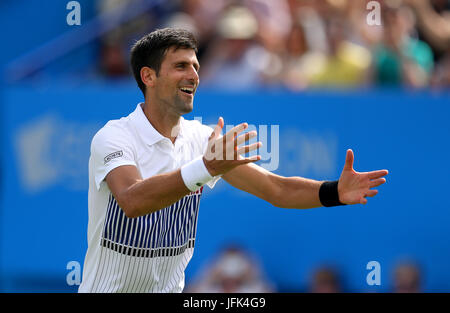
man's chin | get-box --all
[174,95,194,114]
[179,102,194,115]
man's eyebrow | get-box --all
[174,61,200,70]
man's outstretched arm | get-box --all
[105,119,260,218]
[223,149,388,209]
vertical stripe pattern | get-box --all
[90,188,203,292]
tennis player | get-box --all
[78,28,388,293]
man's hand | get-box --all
[338,149,388,205]
[203,117,261,177]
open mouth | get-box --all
[179,87,194,96]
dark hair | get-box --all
[130,28,198,96]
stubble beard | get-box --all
[173,92,193,115]
[154,88,193,116]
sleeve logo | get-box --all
[104,150,123,164]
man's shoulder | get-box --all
[91,117,134,150]
[100,117,131,134]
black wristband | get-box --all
[319,180,346,207]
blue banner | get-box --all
[1,84,449,292]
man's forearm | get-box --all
[222,163,324,209]
[273,176,323,209]
[120,169,191,217]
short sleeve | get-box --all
[196,123,222,189]
[90,125,137,190]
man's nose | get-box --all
[187,66,199,84]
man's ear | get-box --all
[140,66,157,88]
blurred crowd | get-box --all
[185,244,424,293]
[185,245,275,292]
[96,0,450,90]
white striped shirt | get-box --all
[79,103,219,293]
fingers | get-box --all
[207,121,262,165]
[359,189,378,205]
[232,130,258,160]
[236,142,262,155]
[343,149,354,171]
[365,189,378,197]
[235,155,261,165]
[369,178,386,188]
[224,122,248,141]
[367,169,389,180]
[210,117,224,140]
[235,130,257,147]
[223,124,258,159]
[222,123,248,160]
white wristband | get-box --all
[180,156,214,192]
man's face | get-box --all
[153,47,200,115]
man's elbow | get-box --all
[116,192,163,218]
[270,197,289,209]
[120,203,142,219]
[268,188,302,209]
[123,207,141,219]
[265,188,287,208]
[115,193,142,218]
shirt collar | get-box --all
[130,103,185,146]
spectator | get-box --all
[174,0,229,62]
[97,0,176,77]
[309,266,342,293]
[405,0,450,53]
[97,0,151,77]
[393,261,422,293]
[199,5,268,90]
[373,2,434,87]
[185,245,274,293]
[431,50,450,88]
[93,0,445,89]
[405,0,450,89]
[281,21,311,90]
[303,16,372,88]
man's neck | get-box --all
[142,100,180,144]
